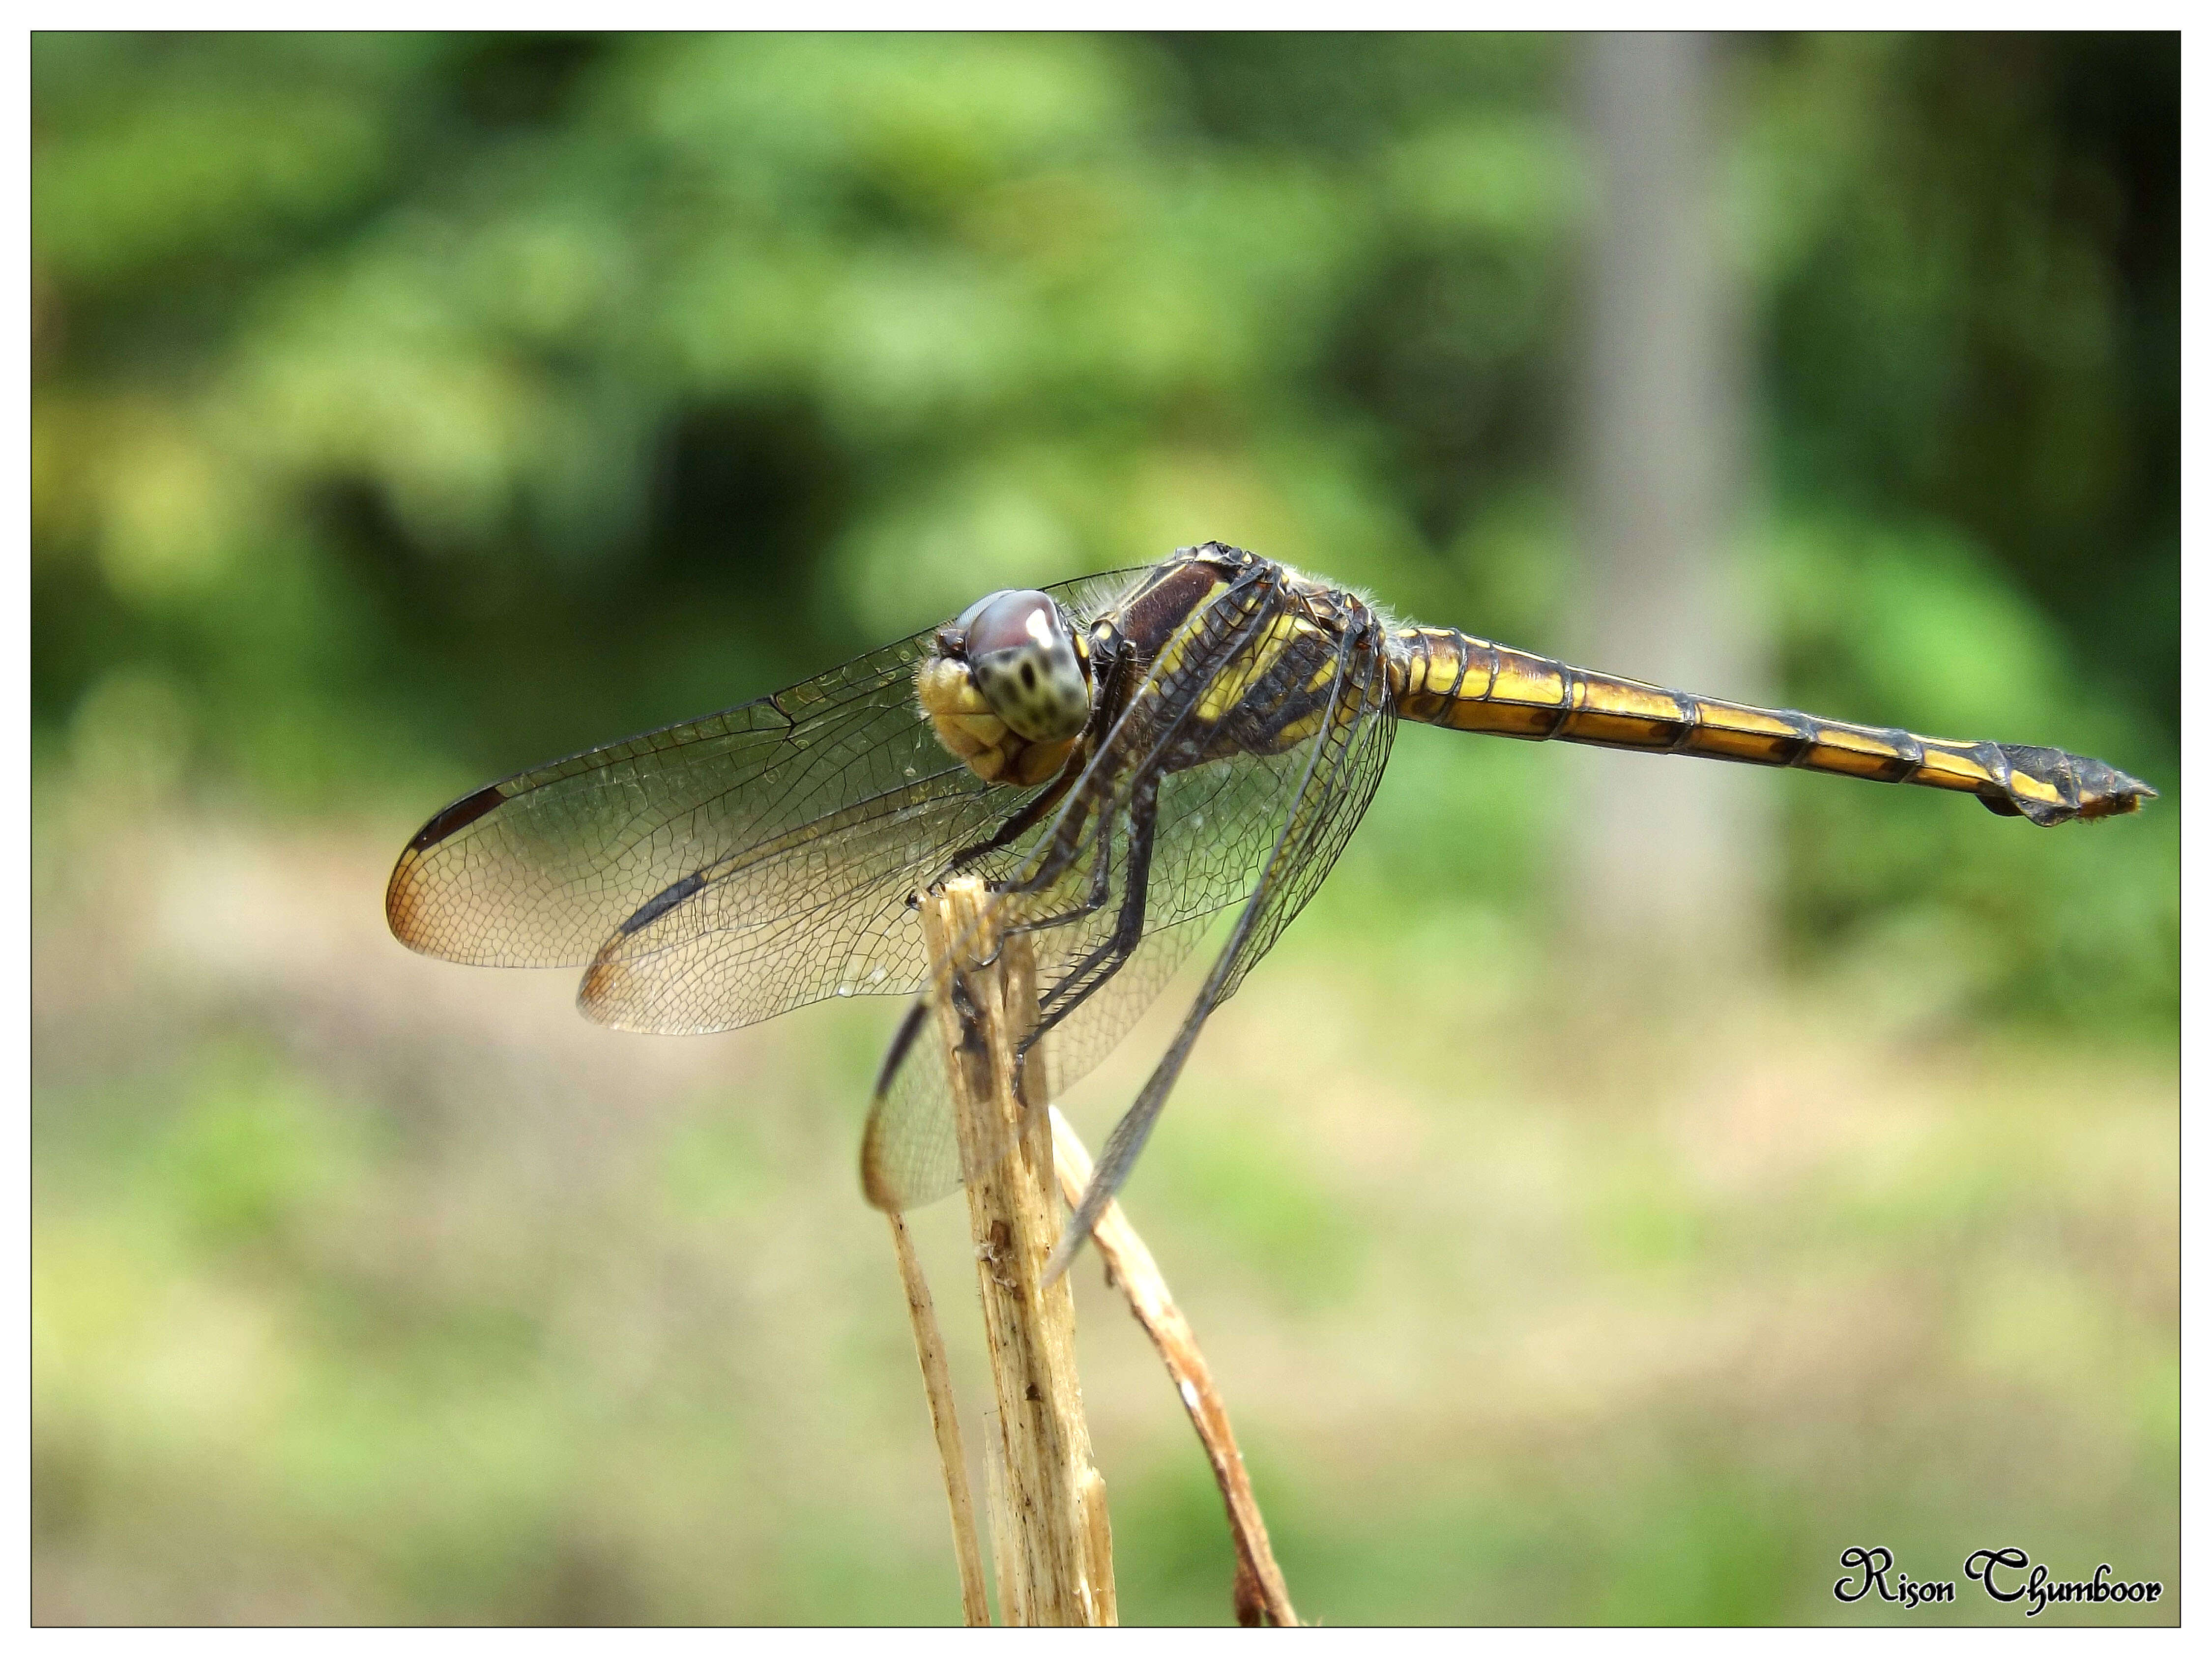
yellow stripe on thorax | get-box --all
[1193,610,1309,723]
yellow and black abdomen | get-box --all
[1388,626,2154,827]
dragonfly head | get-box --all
[919,589,1093,787]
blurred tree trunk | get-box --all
[1569,32,1773,978]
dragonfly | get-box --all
[387,541,2155,1276]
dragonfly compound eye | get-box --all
[918,589,1093,787]
[960,590,1092,744]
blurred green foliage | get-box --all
[32,32,2177,1029]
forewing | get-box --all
[386,629,945,970]
[386,568,1146,1036]
[577,772,1013,1033]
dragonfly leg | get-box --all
[985,812,1113,957]
[937,763,1081,883]
[994,787,1099,899]
[1008,784,1158,1109]
[1026,773,1160,1043]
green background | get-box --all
[32,33,2177,1625]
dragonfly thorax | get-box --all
[918,588,1094,788]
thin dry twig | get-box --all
[1050,1105,1299,1628]
[982,1411,1023,1627]
[885,1211,991,1627]
[921,879,1114,1626]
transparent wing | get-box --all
[860,998,966,1210]
[1210,645,1398,1008]
[576,767,1015,1033]
[386,569,1143,1035]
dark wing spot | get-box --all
[408,784,505,851]
[621,871,708,935]
[872,998,932,1102]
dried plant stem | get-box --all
[1050,1106,1299,1628]
[982,1412,1022,1625]
[920,879,1114,1626]
[885,1211,990,1627]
